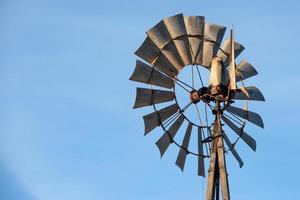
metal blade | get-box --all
[184,16,205,36]
[226,105,264,128]
[129,60,174,89]
[184,16,205,64]
[143,103,179,135]
[156,115,185,157]
[163,13,186,38]
[229,29,236,90]
[198,127,205,177]
[135,36,160,65]
[217,39,245,68]
[188,37,203,64]
[233,86,265,102]
[133,88,175,109]
[221,115,256,151]
[173,37,193,66]
[146,20,171,49]
[161,41,185,71]
[164,14,192,65]
[223,132,244,168]
[202,22,226,67]
[175,122,193,172]
[135,37,178,77]
[153,53,179,77]
[236,60,258,82]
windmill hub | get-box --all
[190,85,229,104]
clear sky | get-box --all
[0,0,299,199]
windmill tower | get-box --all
[130,13,264,200]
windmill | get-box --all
[129,13,264,200]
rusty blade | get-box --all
[233,86,265,102]
[217,39,245,68]
[133,88,175,109]
[226,105,264,128]
[175,122,193,172]
[236,60,258,82]
[156,115,185,157]
[129,60,174,89]
[198,127,205,177]
[184,16,205,65]
[143,103,179,135]
[135,36,160,65]
[202,22,226,67]
[223,132,244,168]
[221,115,256,151]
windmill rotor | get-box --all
[130,13,264,200]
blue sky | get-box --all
[0,0,299,199]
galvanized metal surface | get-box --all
[202,22,226,67]
[164,13,186,38]
[233,86,265,101]
[217,39,245,68]
[223,132,244,168]
[198,127,205,177]
[161,41,184,71]
[226,105,264,128]
[156,115,185,157]
[221,115,256,151]
[135,36,160,64]
[129,60,174,89]
[143,103,179,135]
[236,60,258,82]
[175,122,193,171]
[133,88,175,109]
[147,20,171,49]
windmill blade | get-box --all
[198,127,205,177]
[135,36,160,65]
[160,41,185,71]
[223,131,244,168]
[221,115,256,151]
[135,37,178,77]
[175,122,193,172]
[133,88,175,109]
[184,16,205,64]
[143,103,179,135]
[156,115,185,157]
[226,105,264,128]
[236,60,258,82]
[146,20,172,49]
[202,22,226,67]
[163,13,186,38]
[233,86,265,102]
[217,39,245,68]
[129,60,174,89]
[229,29,236,90]
[164,14,192,65]
[146,19,184,71]
[153,53,179,77]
